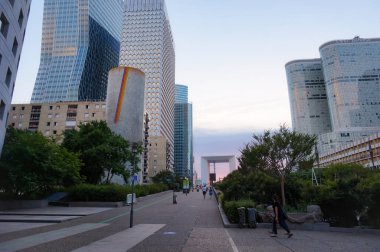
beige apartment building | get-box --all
[8,101,106,138]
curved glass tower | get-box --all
[319,37,380,132]
[286,59,331,135]
[0,0,31,153]
[31,0,123,103]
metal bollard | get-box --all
[237,207,246,228]
[173,194,177,204]
[247,208,257,228]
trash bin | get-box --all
[237,207,246,228]
[247,208,257,228]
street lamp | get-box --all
[130,145,138,228]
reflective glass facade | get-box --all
[286,59,331,135]
[120,0,175,170]
[0,0,31,153]
[31,0,123,103]
[174,84,193,183]
[320,37,380,132]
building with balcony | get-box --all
[8,101,106,137]
[0,0,31,154]
[31,0,123,103]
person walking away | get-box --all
[209,186,213,199]
[271,194,293,238]
[202,185,207,199]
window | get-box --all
[0,13,9,38]
[5,68,12,87]
[46,122,50,126]
[56,105,60,110]
[84,113,89,118]
[54,122,57,126]
[53,130,57,135]
[85,105,89,109]
[0,100,5,120]
[21,106,25,110]
[49,106,53,110]
[12,106,15,111]
[18,9,24,27]
[18,123,22,127]
[92,113,95,117]
[12,38,18,57]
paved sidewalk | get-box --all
[0,191,379,251]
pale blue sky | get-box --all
[13,0,380,177]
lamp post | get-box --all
[130,146,137,228]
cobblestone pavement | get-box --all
[0,190,379,251]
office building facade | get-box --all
[31,0,123,103]
[286,59,331,136]
[0,0,32,154]
[287,37,380,155]
[174,84,193,183]
[120,0,175,172]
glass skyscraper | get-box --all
[120,0,175,171]
[174,84,193,183]
[0,0,31,154]
[31,0,123,103]
[286,59,331,136]
[287,37,380,154]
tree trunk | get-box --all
[281,174,286,206]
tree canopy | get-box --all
[62,121,136,184]
[238,124,316,205]
[0,127,82,199]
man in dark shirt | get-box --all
[271,194,293,238]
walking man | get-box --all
[202,185,207,199]
[271,194,293,238]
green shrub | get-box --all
[223,199,256,223]
[67,184,129,202]
[67,183,168,202]
[367,182,380,228]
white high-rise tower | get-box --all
[120,0,175,175]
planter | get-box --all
[0,200,48,210]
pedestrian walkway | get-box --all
[0,191,379,251]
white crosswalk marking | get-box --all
[0,223,109,252]
[71,224,166,252]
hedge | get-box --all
[223,199,256,223]
[67,183,168,202]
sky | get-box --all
[13,0,380,179]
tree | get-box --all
[239,124,316,205]
[152,170,175,188]
[62,121,134,184]
[0,127,82,198]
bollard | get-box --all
[247,208,257,228]
[173,194,177,204]
[237,207,246,228]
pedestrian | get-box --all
[209,186,213,198]
[270,194,293,238]
[202,185,207,199]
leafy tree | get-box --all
[0,127,82,198]
[62,121,135,184]
[152,170,175,188]
[239,124,316,205]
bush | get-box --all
[223,199,256,223]
[67,183,169,202]
[367,182,380,228]
[67,184,129,202]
